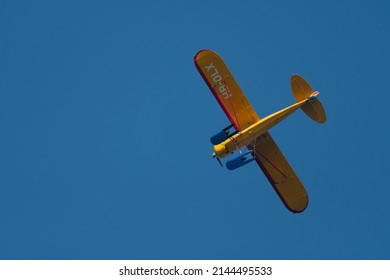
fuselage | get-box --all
[214,98,308,158]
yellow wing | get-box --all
[194,49,259,130]
[250,132,309,213]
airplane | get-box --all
[194,49,326,213]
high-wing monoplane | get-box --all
[194,49,326,213]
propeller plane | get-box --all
[194,49,326,213]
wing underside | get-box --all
[249,132,309,213]
[194,49,259,131]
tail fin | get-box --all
[291,74,326,124]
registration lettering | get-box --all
[204,63,232,100]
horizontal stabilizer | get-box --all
[291,74,313,102]
[302,98,326,124]
[291,74,326,124]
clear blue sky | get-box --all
[1,0,389,259]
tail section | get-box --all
[301,96,326,124]
[291,74,326,124]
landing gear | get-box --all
[210,124,236,145]
[226,150,256,170]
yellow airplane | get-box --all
[194,49,326,213]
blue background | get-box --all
[1,0,389,259]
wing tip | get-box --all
[287,196,309,214]
[194,49,211,59]
[194,49,220,62]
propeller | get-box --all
[212,152,223,167]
